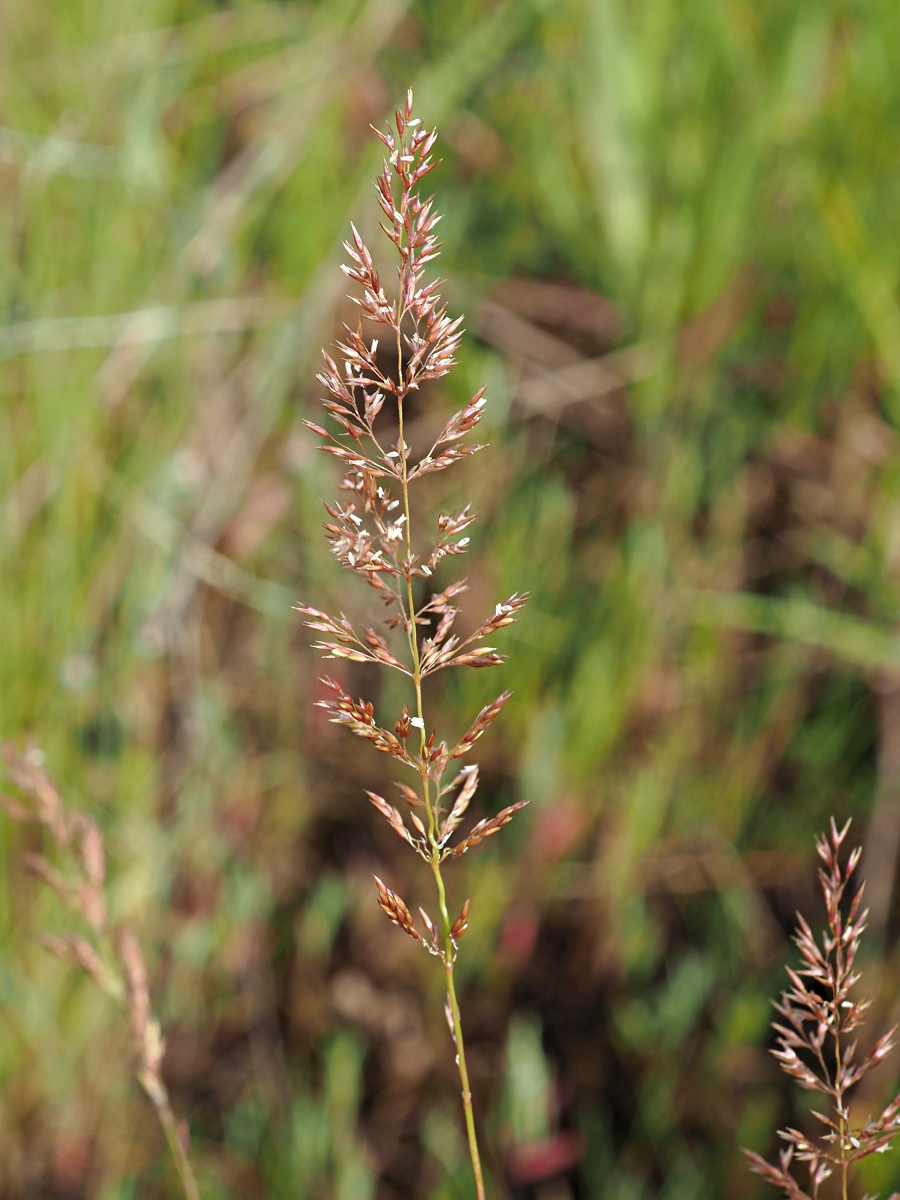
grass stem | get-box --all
[154,1092,201,1200]
[397,336,486,1200]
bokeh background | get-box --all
[3,1,900,1197]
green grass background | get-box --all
[4,1,900,1197]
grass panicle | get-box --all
[297,89,528,1200]
[0,744,200,1200]
[746,819,900,1200]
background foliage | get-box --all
[3,1,900,1197]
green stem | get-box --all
[433,858,486,1200]
[152,1088,201,1200]
[396,326,487,1200]
[97,932,200,1200]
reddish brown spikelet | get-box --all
[78,881,107,933]
[451,898,471,941]
[121,931,151,1048]
[297,608,411,672]
[313,676,411,762]
[69,935,106,981]
[0,791,30,821]
[1,743,72,843]
[442,647,507,671]
[77,818,107,932]
[743,819,900,1199]
[439,765,479,844]
[373,875,420,942]
[22,852,74,906]
[366,790,426,856]
[41,933,110,990]
[450,801,529,859]
[744,1147,815,1200]
[395,706,412,739]
[418,907,441,954]
[451,692,512,759]
[392,779,423,808]
[79,819,105,886]
[120,932,167,1106]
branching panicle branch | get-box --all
[744,819,900,1200]
[0,744,200,1200]
[297,90,529,1200]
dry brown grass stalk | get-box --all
[0,744,200,1200]
[745,819,900,1200]
[297,89,528,1200]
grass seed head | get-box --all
[745,820,900,1198]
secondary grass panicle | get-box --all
[296,89,528,1200]
[745,819,900,1200]
[0,744,200,1200]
